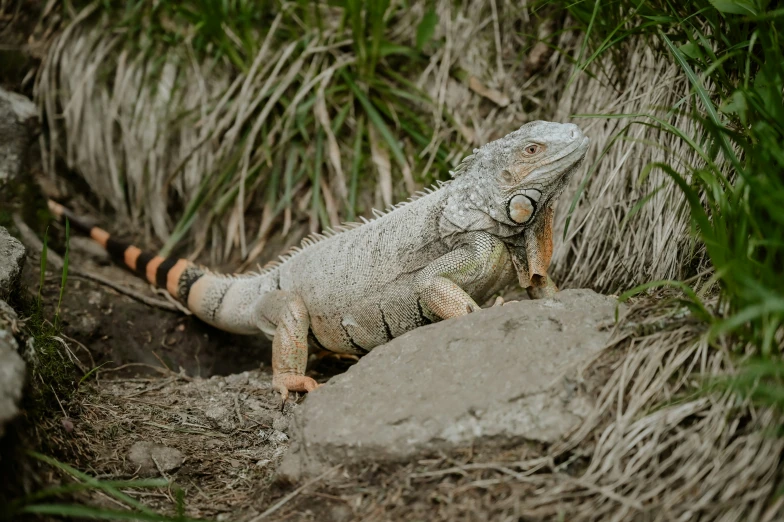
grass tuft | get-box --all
[564,0,784,415]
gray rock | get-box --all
[0,87,37,190]
[0,301,25,439]
[279,289,619,480]
[0,227,26,439]
[127,441,184,477]
[0,226,25,300]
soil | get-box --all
[26,256,272,380]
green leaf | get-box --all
[660,31,738,168]
[640,15,675,23]
[55,217,70,327]
[720,90,748,123]
[378,40,419,58]
[341,70,407,169]
[38,226,49,308]
[349,116,365,221]
[708,0,759,15]
[416,9,438,51]
[16,478,169,506]
[679,41,704,61]
[618,280,713,323]
[27,452,159,517]
[78,361,111,387]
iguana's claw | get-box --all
[273,375,321,408]
[492,296,519,307]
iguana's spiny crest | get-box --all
[443,120,589,240]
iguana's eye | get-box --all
[523,144,542,156]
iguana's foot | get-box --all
[273,375,321,406]
[526,275,558,299]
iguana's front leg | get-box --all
[415,234,505,319]
[255,291,320,402]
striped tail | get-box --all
[47,200,206,305]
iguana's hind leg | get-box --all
[257,291,320,402]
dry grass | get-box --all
[549,37,708,293]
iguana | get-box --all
[49,120,589,401]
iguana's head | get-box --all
[443,120,589,237]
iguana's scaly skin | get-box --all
[49,121,589,401]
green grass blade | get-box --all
[55,218,70,327]
[21,503,203,522]
[38,225,49,308]
[28,452,160,517]
[78,361,111,387]
[340,70,407,170]
[16,478,169,506]
[618,279,712,322]
[659,31,737,167]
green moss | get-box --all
[10,290,79,423]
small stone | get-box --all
[224,372,249,386]
[258,429,289,444]
[73,314,100,337]
[205,404,228,419]
[204,404,234,432]
[269,430,289,444]
[61,418,75,433]
[127,441,184,477]
[329,504,354,522]
[0,300,19,333]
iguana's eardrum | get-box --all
[49,121,589,400]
